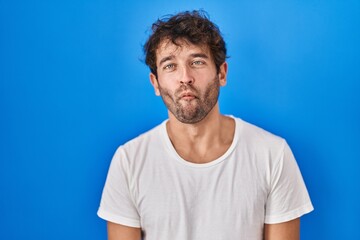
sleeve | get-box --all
[97,147,141,228]
[264,140,314,224]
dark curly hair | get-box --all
[144,10,227,77]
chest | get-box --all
[132,156,269,238]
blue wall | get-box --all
[1,0,359,239]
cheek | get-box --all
[157,78,178,93]
[158,85,174,99]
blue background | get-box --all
[1,0,359,239]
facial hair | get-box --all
[158,76,220,124]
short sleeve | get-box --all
[264,141,314,224]
[97,148,141,227]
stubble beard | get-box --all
[158,76,220,124]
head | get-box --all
[144,10,227,77]
[144,10,228,124]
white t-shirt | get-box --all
[98,117,313,239]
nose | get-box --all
[179,65,194,85]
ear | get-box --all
[218,62,228,86]
[150,73,161,96]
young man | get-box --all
[98,10,313,240]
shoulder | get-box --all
[232,117,288,162]
[109,120,169,180]
[235,117,285,146]
[118,120,166,152]
[111,120,167,166]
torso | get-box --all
[131,117,271,239]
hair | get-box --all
[143,10,227,77]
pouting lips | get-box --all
[179,91,197,100]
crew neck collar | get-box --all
[160,116,240,168]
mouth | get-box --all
[180,92,197,101]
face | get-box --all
[150,40,227,124]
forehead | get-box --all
[155,39,210,64]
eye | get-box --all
[192,60,205,66]
[163,63,175,70]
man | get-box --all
[98,10,313,240]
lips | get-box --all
[180,91,196,100]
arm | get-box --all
[264,218,300,240]
[107,221,142,240]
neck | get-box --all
[166,104,235,164]
[167,103,220,138]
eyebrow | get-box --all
[159,56,174,66]
[190,53,209,59]
[158,53,210,66]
